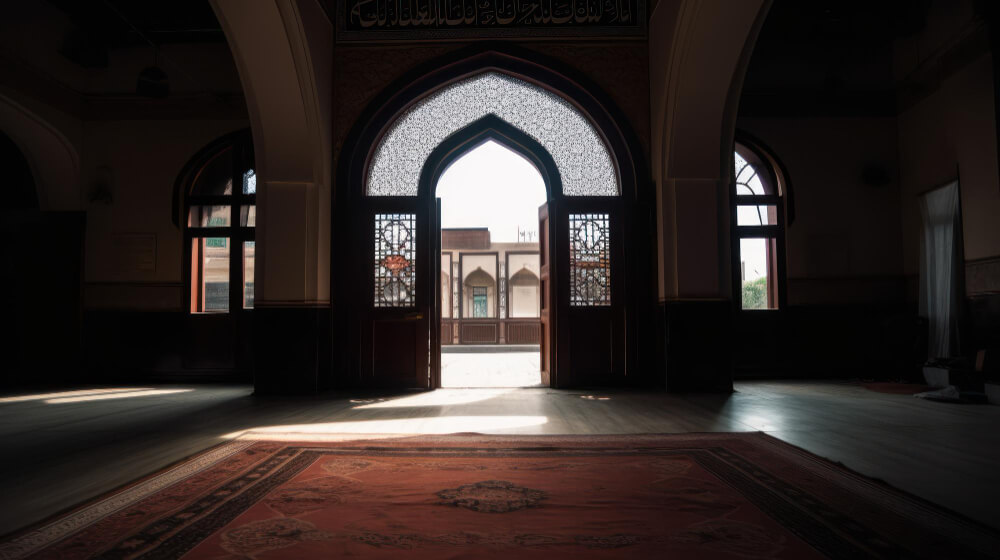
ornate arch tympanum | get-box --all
[367,71,618,197]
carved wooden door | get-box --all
[554,200,625,387]
[357,199,430,388]
[430,198,442,388]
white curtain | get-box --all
[918,181,963,359]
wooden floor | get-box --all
[1,381,999,537]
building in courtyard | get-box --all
[441,228,540,345]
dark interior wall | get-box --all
[732,117,918,379]
[737,116,904,305]
[0,0,254,386]
[0,131,38,210]
[0,133,85,388]
[80,119,251,381]
[893,0,999,355]
[726,1,1000,379]
[82,119,247,298]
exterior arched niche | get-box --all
[509,267,540,318]
[463,267,497,319]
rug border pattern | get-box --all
[0,440,255,560]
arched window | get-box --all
[180,131,255,313]
[732,140,787,310]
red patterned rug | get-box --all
[1,433,997,559]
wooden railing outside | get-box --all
[440,318,541,345]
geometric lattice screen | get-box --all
[568,213,611,306]
[374,213,416,307]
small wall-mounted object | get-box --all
[88,165,114,204]
[137,66,170,98]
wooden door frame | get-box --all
[333,46,653,389]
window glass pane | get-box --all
[190,148,233,196]
[243,169,256,194]
[569,213,611,306]
[191,238,229,312]
[374,213,416,307]
[188,205,231,227]
[240,205,256,227]
[739,237,777,310]
[736,205,777,226]
[472,286,488,318]
[243,241,255,309]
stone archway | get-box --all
[648,0,771,391]
[211,0,332,393]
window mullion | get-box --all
[734,194,780,205]
[735,225,781,237]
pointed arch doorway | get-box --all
[434,136,547,387]
[337,58,645,390]
[427,118,553,388]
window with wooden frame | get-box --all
[181,132,255,313]
[732,141,787,310]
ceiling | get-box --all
[44,0,225,68]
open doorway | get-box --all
[436,140,546,387]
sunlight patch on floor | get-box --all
[224,415,550,440]
[44,389,193,404]
[0,388,192,404]
[352,388,514,409]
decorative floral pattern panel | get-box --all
[367,72,618,197]
[569,213,611,306]
[374,213,416,307]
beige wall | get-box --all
[507,253,540,279]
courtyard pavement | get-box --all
[440,351,543,387]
